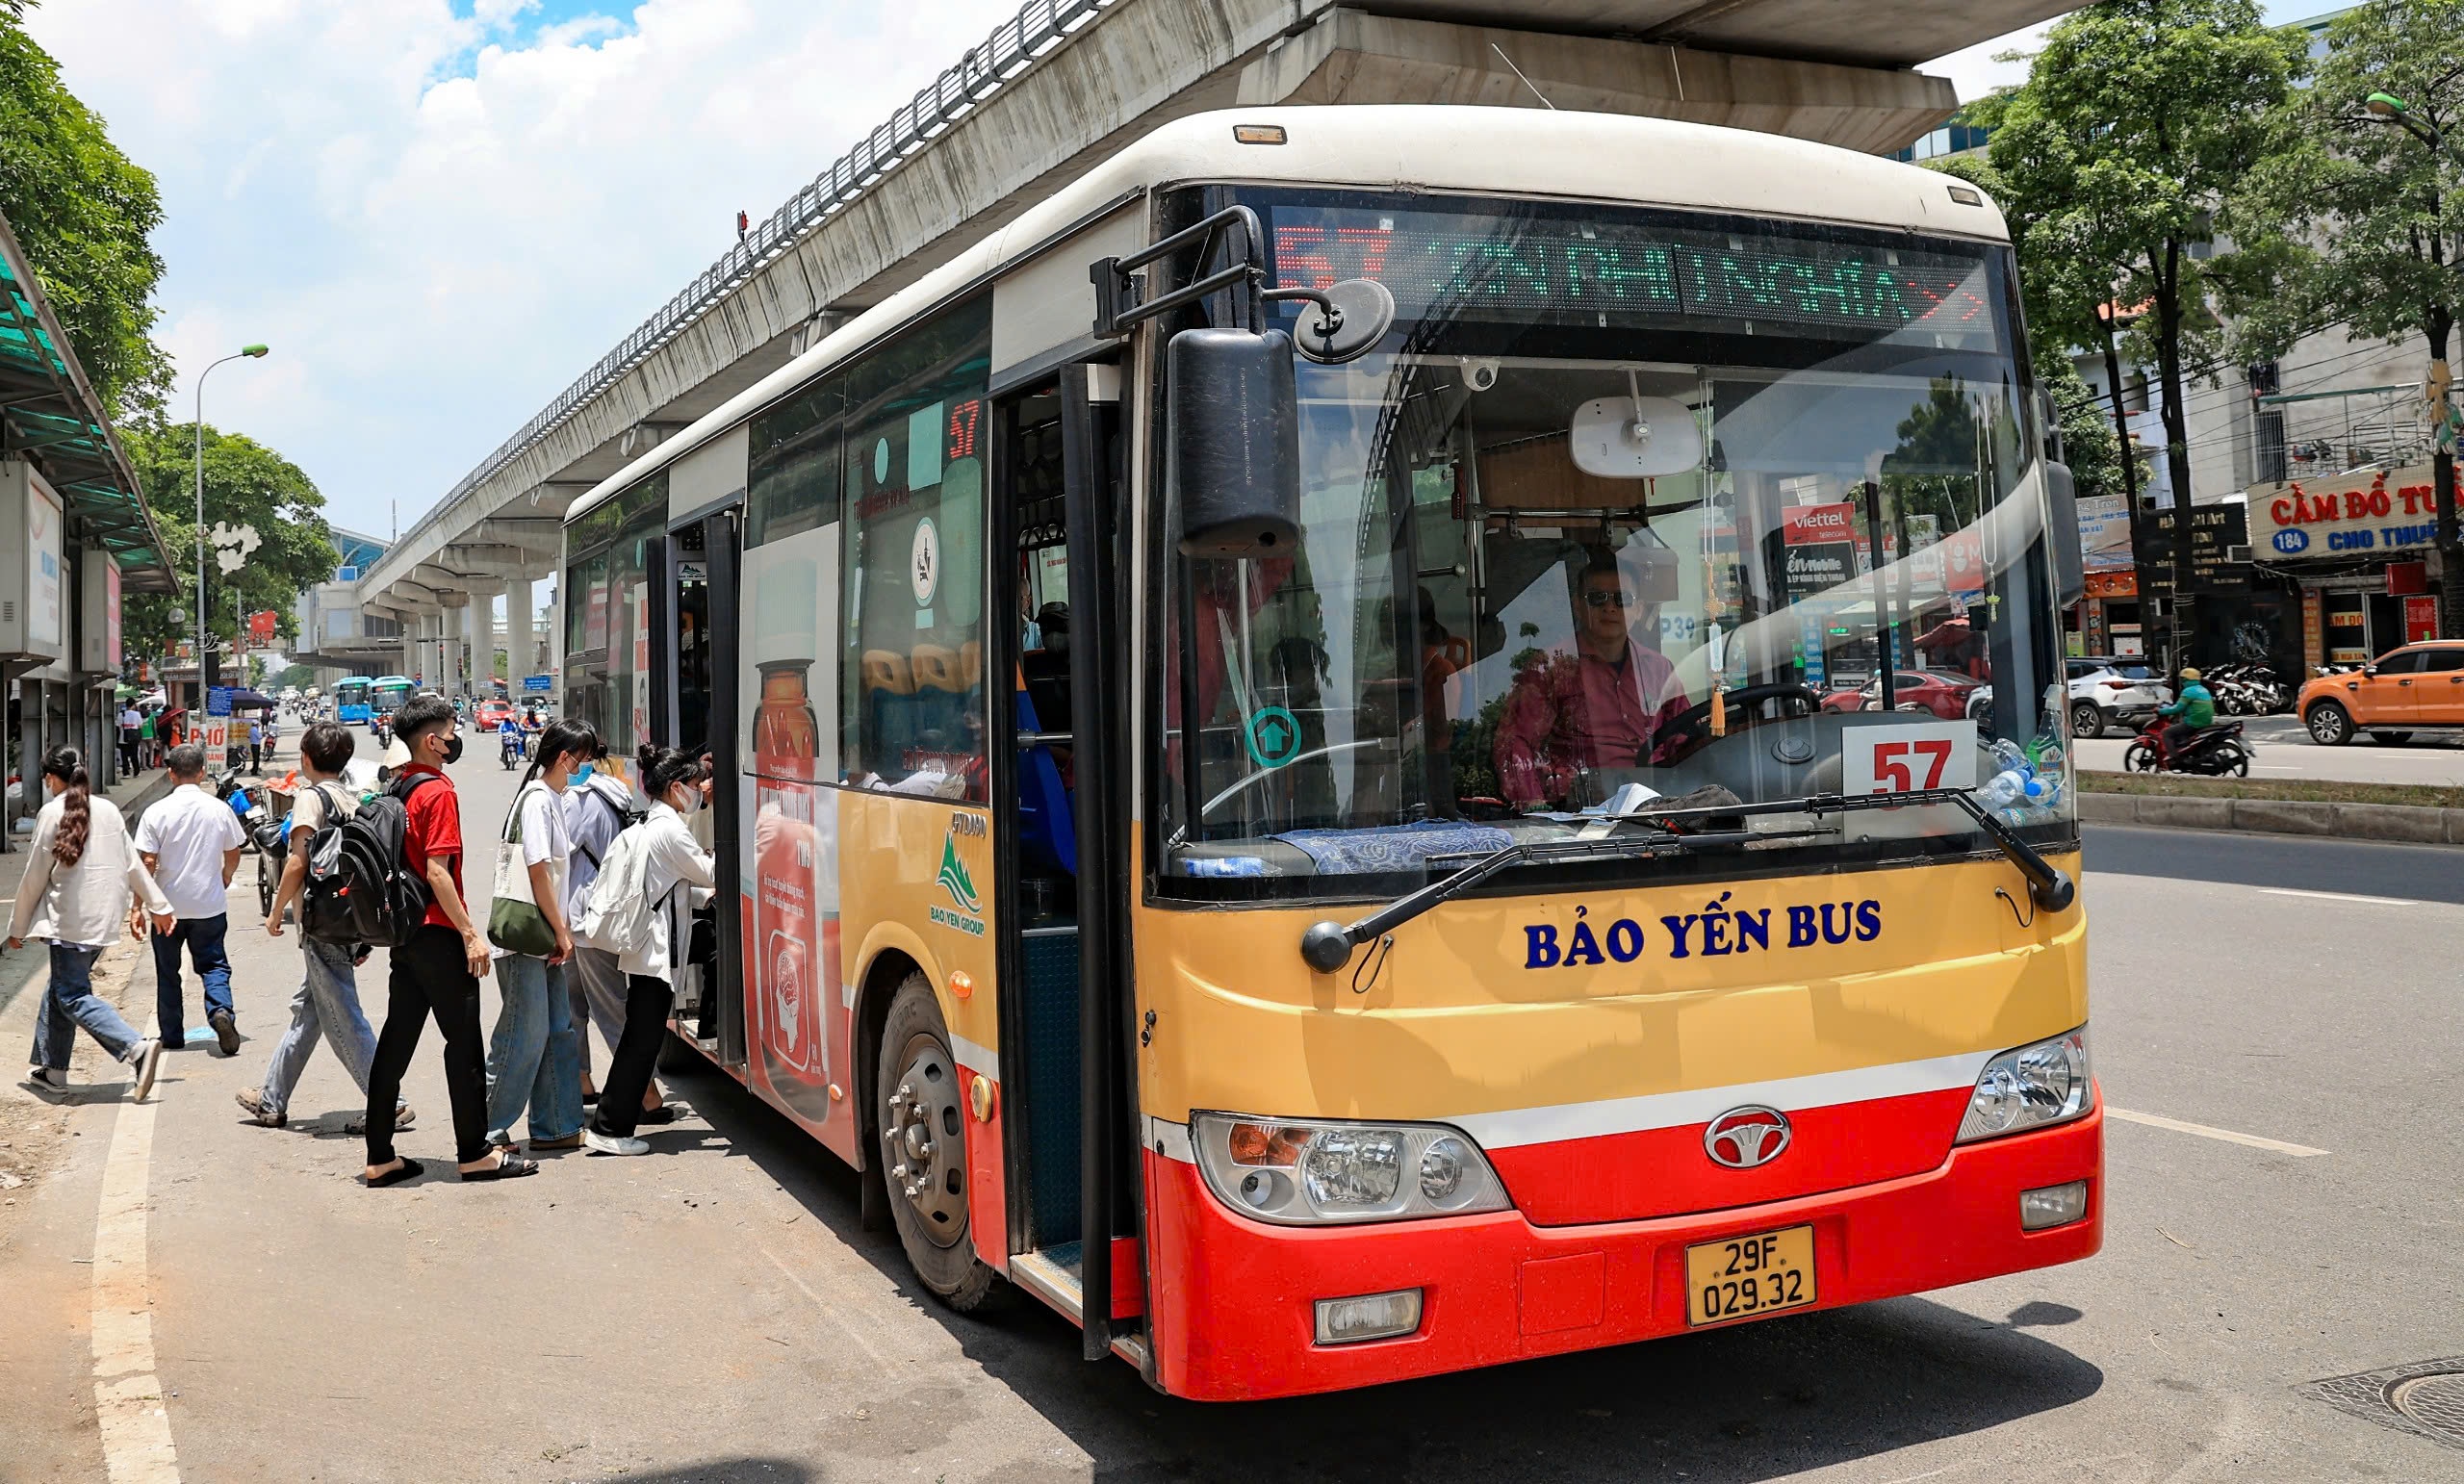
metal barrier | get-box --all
[391,0,1119,556]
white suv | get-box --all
[2066,657,2172,738]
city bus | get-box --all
[369,674,414,729]
[557,107,2099,1401]
[333,677,372,725]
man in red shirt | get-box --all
[363,694,537,1187]
[1493,557,1691,808]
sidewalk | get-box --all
[0,764,179,1025]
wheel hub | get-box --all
[883,1037,966,1248]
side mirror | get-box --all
[2042,459,2086,609]
[1169,327,1301,557]
[2363,663,2378,677]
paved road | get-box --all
[5,760,2463,1480]
[2077,712,2464,786]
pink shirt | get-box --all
[1492,641,1689,806]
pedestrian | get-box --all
[582,745,713,1157]
[559,738,665,1119]
[13,748,174,1101]
[360,693,536,1187]
[116,703,141,780]
[480,718,595,1155]
[248,715,264,776]
[237,720,415,1134]
[134,743,246,1056]
[139,707,159,770]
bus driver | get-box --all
[1492,556,1690,808]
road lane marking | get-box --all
[2106,1107,2328,1158]
[91,1092,179,1482]
[760,1245,898,1369]
[2258,886,2419,908]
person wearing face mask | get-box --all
[13,748,177,1100]
[479,718,596,1156]
[583,745,715,1157]
[362,694,537,1187]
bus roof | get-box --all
[564,105,2009,525]
[372,675,411,686]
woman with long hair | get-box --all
[582,744,714,1156]
[12,747,176,1100]
[480,717,598,1154]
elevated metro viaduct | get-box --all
[351,0,2074,668]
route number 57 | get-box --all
[1844,720,1978,797]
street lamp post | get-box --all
[2364,91,2464,639]
[193,345,268,714]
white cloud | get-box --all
[26,0,1022,536]
[1923,22,2052,107]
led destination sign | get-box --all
[1269,207,1996,343]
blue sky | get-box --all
[24,0,2341,546]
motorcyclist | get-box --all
[499,709,525,761]
[2158,667,2216,760]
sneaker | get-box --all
[130,1040,163,1103]
[209,1011,240,1057]
[233,1086,285,1127]
[24,1066,69,1099]
[583,1129,649,1156]
[342,1104,417,1136]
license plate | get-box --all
[1684,1224,1816,1327]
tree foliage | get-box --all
[2235,0,2464,367]
[119,423,337,662]
[1968,0,2306,658]
[0,1,169,419]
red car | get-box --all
[1820,669,1982,721]
[475,699,516,730]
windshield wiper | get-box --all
[1294,789,2074,974]
[1296,825,1825,973]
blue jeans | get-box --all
[31,944,141,1069]
[152,913,234,1043]
[484,955,582,1144]
[257,938,377,1119]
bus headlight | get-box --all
[1955,1028,2092,1143]
[1192,1113,1512,1225]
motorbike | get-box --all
[2122,714,2251,777]
[214,770,286,917]
[500,729,527,769]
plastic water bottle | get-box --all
[1988,739,2030,777]
[1977,769,2028,810]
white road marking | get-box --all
[2258,886,2419,908]
[761,1245,898,1369]
[90,1093,179,1482]
[2106,1107,2328,1158]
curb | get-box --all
[2079,788,2464,845]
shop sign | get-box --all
[2253,464,2441,555]
[2300,588,2324,670]
[2140,505,2250,594]
[2405,595,2439,644]
[2076,496,2134,573]
[2083,571,2138,600]
[1782,502,1857,546]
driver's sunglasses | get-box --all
[1581,589,1630,610]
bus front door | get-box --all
[990,361,1145,1363]
[652,510,747,1068]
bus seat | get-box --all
[957,640,984,691]
[861,650,913,696]
[1014,678,1077,877]
[1021,647,1071,736]
[911,645,961,693]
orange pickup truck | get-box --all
[2298,641,2464,745]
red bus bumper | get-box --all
[1142,1104,2102,1401]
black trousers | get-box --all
[591,974,673,1139]
[117,736,139,777]
[365,924,490,1164]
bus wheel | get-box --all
[876,973,999,1311]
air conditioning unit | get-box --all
[2224,544,2253,563]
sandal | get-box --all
[364,1158,424,1189]
[460,1154,539,1182]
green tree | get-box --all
[1971,0,2306,667]
[2235,0,2464,636]
[120,423,337,665]
[0,1,169,418]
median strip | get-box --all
[2080,772,2464,844]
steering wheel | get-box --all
[1656,682,1826,754]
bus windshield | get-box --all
[1156,191,2071,892]
[371,678,413,712]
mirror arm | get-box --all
[1093,205,1270,338]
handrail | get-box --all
[379,0,1121,570]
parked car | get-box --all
[2297,642,2464,745]
[2064,657,2172,739]
[1820,669,1981,721]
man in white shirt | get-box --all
[117,704,142,780]
[133,744,248,1054]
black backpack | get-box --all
[301,773,442,950]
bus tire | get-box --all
[875,972,1000,1312]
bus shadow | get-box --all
[668,1059,2104,1484]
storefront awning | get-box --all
[0,208,177,594]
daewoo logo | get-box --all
[1704,1106,1791,1169]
